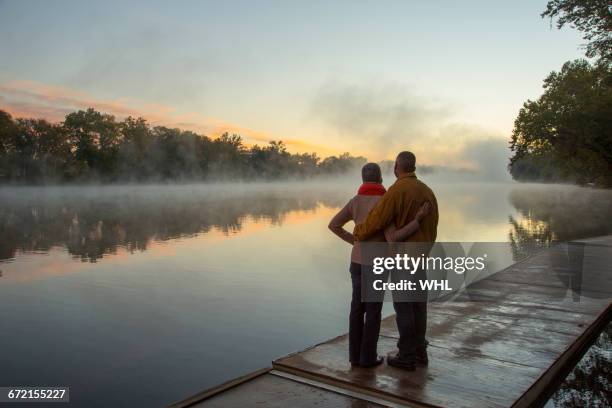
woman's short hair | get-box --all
[362,162,382,183]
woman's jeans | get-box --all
[349,262,383,365]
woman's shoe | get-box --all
[359,356,384,368]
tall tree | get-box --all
[118,116,153,180]
[509,60,612,186]
[18,119,71,181]
[0,111,17,181]
[542,0,612,65]
[63,108,120,180]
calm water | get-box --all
[1,179,611,407]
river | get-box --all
[1,179,610,407]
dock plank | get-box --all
[274,334,541,408]
[188,373,385,408]
[486,244,612,294]
[427,300,596,326]
[380,313,581,369]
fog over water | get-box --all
[0,178,611,407]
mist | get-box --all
[310,81,512,181]
[2,178,611,265]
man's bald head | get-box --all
[395,151,416,175]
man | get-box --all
[353,151,438,371]
[329,163,430,368]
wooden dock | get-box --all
[169,236,612,408]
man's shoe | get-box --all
[387,353,416,371]
[416,349,429,366]
[359,356,384,368]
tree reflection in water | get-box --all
[550,322,611,408]
[0,183,350,262]
[508,185,612,260]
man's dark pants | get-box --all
[392,266,428,362]
[349,262,383,365]
[393,301,427,361]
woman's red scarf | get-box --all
[358,183,386,196]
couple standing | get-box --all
[329,151,438,370]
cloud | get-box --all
[309,80,511,178]
[310,81,453,157]
[0,80,172,119]
[66,26,221,106]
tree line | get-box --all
[509,0,612,187]
[0,108,366,183]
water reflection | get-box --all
[548,322,611,407]
[0,183,350,263]
[1,183,611,265]
[508,184,612,259]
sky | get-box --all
[0,0,586,174]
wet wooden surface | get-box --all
[188,372,384,408]
[484,244,612,297]
[274,334,542,408]
[272,238,612,407]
